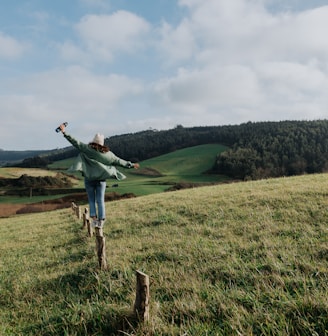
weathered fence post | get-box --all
[82,208,89,229]
[76,206,81,219]
[87,219,93,237]
[134,270,150,322]
[71,202,81,219]
[95,227,107,270]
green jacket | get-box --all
[63,133,134,181]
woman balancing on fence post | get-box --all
[57,123,140,229]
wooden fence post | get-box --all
[82,208,89,229]
[87,219,93,237]
[134,270,150,322]
[95,228,107,270]
[76,206,81,219]
[71,202,81,219]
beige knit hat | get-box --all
[91,133,105,146]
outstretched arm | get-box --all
[58,123,89,152]
[57,123,140,169]
[105,151,140,169]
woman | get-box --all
[58,123,139,228]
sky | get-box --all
[1,0,328,150]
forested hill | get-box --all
[106,120,328,180]
[6,120,328,181]
[213,120,328,180]
[0,149,53,166]
[0,147,74,167]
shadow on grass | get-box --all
[21,267,140,336]
[20,221,142,335]
[22,309,140,336]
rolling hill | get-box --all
[0,173,327,335]
[0,144,229,216]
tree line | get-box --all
[15,120,328,181]
[214,120,328,180]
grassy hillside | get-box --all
[139,144,226,176]
[0,174,327,335]
[48,144,230,197]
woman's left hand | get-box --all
[59,123,66,133]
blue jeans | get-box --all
[84,179,106,220]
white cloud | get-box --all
[256,61,328,117]
[279,7,328,60]
[0,32,27,59]
[57,40,89,63]
[153,65,261,108]
[150,0,328,126]
[75,11,151,61]
[1,66,145,149]
[162,1,328,66]
[25,66,143,118]
[157,19,196,65]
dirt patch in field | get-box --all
[0,204,29,217]
[0,192,135,218]
[0,203,69,217]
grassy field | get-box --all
[0,173,327,335]
[0,167,61,179]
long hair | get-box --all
[89,142,110,153]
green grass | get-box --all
[1,173,327,335]
[140,144,227,176]
[47,157,77,170]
